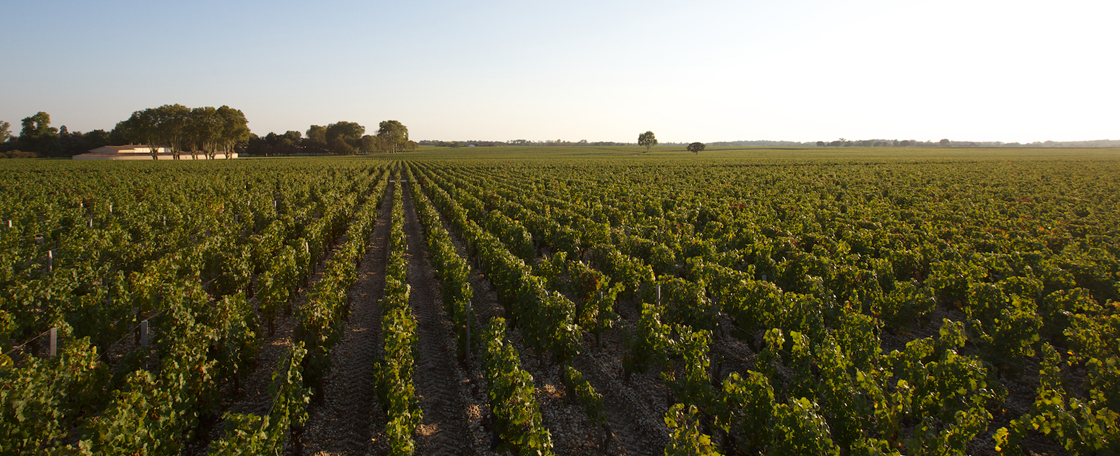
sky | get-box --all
[2,0,1117,143]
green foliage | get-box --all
[0,334,108,453]
[624,302,672,376]
[562,365,604,425]
[208,344,309,456]
[481,318,554,455]
[664,403,722,456]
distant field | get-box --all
[402,145,1120,162]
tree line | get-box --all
[1,109,416,159]
[0,106,250,159]
[246,120,416,156]
[0,112,118,158]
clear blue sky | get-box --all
[2,0,1117,143]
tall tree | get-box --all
[0,121,11,146]
[217,106,250,159]
[188,106,221,159]
[325,121,364,155]
[157,104,191,159]
[638,131,657,153]
[118,110,161,159]
[305,125,327,154]
[20,111,61,155]
[687,142,705,154]
[376,120,408,153]
[360,135,377,153]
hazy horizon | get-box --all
[2,0,1116,144]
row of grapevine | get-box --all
[415,164,582,362]
[373,174,423,454]
[295,167,390,395]
[208,343,310,456]
[402,165,475,357]
[411,164,561,453]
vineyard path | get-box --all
[399,181,475,456]
[301,182,393,455]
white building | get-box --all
[74,145,237,160]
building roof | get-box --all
[87,145,168,154]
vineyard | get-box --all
[1,148,1118,455]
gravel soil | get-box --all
[300,184,393,456]
[398,183,478,456]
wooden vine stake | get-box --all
[657,283,662,306]
[140,320,149,347]
[47,250,53,272]
[465,300,471,358]
[49,327,57,357]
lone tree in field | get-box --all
[377,120,409,153]
[687,142,705,154]
[638,131,657,153]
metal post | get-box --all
[656,283,662,306]
[88,218,93,228]
[140,321,149,347]
[49,327,57,357]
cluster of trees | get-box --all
[114,104,250,159]
[0,112,119,158]
[816,138,955,147]
[246,120,415,156]
[0,106,250,159]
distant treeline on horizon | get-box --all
[418,138,1120,148]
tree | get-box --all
[360,135,377,153]
[687,142,705,154]
[19,112,61,155]
[0,121,10,146]
[187,107,221,159]
[325,121,364,155]
[157,104,191,159]
[59,126,88,156]
[376,120,408,153]
[217,106,250,159]
[939,138,950,147]
[117,110,161,159]
[305,125,327,154]
[638,131,658,153]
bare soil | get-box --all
[300,184,393,455]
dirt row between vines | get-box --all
[299,182,394,455]
[398,183,479,456]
